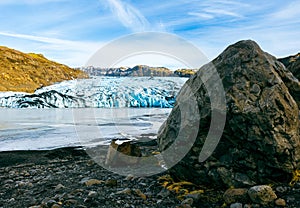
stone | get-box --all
[88,191,98,198]
[275,186,289,193]
[275,198,286,207]
[54,184,65,192]
[134,189,147,200]
[51,204,61,208]
[157,40,300,187]
[64,199,78,206]
[46,199,57,207]
[84,179,103,187]
[223,188,249,204]
[230,203,243,208]
[105,179,118,187]
[181,198,193,205]
[105,140,142,167]
[279,53,300,80]
[116,188,132,195]
[248,185,277,205]
[157,188,171,198]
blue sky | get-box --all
[0,0,299,68]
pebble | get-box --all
[248,185,277,205]
[276,186,289,193]
[157,188,170,198]
[230,203,243,208]
[134,189,146,200]
[84,179,103,187]
[46,199,57,207]
[223,188,249,204]
[54,184,65,192]
[116,188,132,195]
[275,198,286,207]
[105,179,118,187]
[88,191,98,198]
[181,198,193,205]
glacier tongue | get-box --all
[0,77,187,108]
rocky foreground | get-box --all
[0,144,300,208]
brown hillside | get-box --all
[0,46,88,93]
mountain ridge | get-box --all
[0,46,88,93]
[81,65,197,77]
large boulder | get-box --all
[278,53,300,107]
[279,53,300,80]
[157,40,300,188]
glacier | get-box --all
[0,77,187,108]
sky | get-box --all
[0,0,299,69]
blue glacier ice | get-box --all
[0,77,187,108]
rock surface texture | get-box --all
[279,53,300,80]
[158,40,300,188]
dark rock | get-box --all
[158,40,300,187]
[279,53,300,80]
[223,188,249,204]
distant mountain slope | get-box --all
[279,53,300,80]
[82,65,197,77]
[0,46,88,93]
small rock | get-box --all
[134,189,146,200]
[105,179,118,187]
[223,188,249,204]
[275,198,286,207]
[46,199,57,207]
[84,179,103,187]
[243,204,251,208]
[105,140,141,166]
[51,204,61,208]
[248,185,277,205]
[4,179,14,184]
[64,199,78,206]
[8,198,15,202]
[54,184,65,192]
[88,191,98,198]
[116,188,132,195]
[125,174,135,181]
[157,188,170,198]
[185,192,201,201]
[156,199,163,204]
[275,186,288,193]
[181,198,193,205]
[230,203,243,208]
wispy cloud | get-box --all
[0,0,69,5]
[0,31,101,67]
[106,0,150,32]
[270,1,300,22]
[188,12,214,20]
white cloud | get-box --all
[106,0,150,32]
[0,31,102,67]
[188,12,214,20]
[0,0,69,4]
[270,1,300,21]
[203,9,242,18]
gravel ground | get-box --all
[0,145,299,208]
